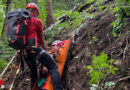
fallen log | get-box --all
[73,1,95,12]
[45,14,70,32]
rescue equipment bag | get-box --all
[6,9,30,50]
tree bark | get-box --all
[46,0,55,28]
[1,0,11,37]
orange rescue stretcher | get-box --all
[33,37,72,90]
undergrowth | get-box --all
[45,10,86,43]
[0,59,7,73]
[110,0,130,37]
[0,39,15,72]
[86,52,118,89]
[45,0,106,43]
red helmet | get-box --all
[26,3,39,16]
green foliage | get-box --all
[110,7,119,14]
[39,0,48,27]
[78,0,94,10]
[54,10,70,19]
[116,0,130,16]
[111,14,127,37]
[68,11,84,28]
[110,0,129,37]
[0,39,15,74]
[53,0,85,11]
[96,0,107,12]
[104,81,115,89]
[117,0,130,4]
[96,0,103,6]
[47,1,98,43]
[0,59,7,73]
[11,0,26,10]
[99,5,106,11]
[88,36,98,45]
[85,0,94,4]
[0,3,5,36]
[86,52,118,85]
[45,10,85,43]
[83,0,106,14]
[45,26,61,42]
[121,6,130,16]
[57,10,84,28]
[0,40,15,61]
[90,81,115,90]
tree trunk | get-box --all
[1,0,11,37]
[26,0,28,5]
[46,0,55,28]
[32,0,38,5]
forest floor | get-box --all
[3,0,130,90]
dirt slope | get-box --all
[62,1,130,90]
[63,13,130,90]
[4,0,130,90]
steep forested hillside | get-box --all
[0,0,130,90]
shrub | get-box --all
[86,52,118,85]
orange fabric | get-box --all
[44,37,72,90]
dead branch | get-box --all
[72,80,86,90]
[116,76,130,83]
[114,48,123,59]
[0,50,20,78]
[107,34,112,47]
[123,36,129,61]
[15,68,29,80]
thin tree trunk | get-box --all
[26,0,28,5]
[1,0,11,37]
[46,0,55,28]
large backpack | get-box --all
[6,9,30,50]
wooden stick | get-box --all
[0,50,19,78]
[9,64,20,90]
[118,76,130,82]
